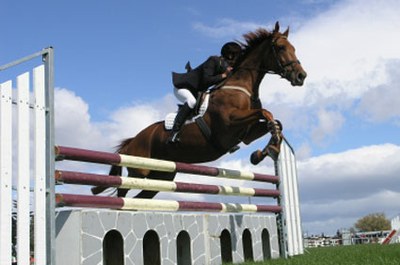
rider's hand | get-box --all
[222,67,233,78]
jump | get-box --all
[92,22,307,198]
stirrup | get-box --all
[167,131,180,144]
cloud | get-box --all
[298,143,400,199]
[311,108,345,145]
[54,88,103,149]
[356,60,400,124]
[54,88,175,174]
[263,0,400,104]
[193,18,266,39]
[297,143,400,233]
[302,190,400,234]
[256,0,400,148]
[55,88,176,150]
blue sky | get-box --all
[2,0,400,235]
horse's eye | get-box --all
[278,46,286,52]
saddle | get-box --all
[164,92,210,130]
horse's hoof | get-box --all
[250,150,263,165]
[91,186,103,195]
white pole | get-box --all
[34,65,47,265]
[17,72,31,265]
[0,80,13,265]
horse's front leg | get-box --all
[228,109,283,163]
[244,119,283,164]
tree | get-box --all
[354,212,391,232]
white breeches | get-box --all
[174,87,196,109]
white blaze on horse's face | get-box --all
[273,33,307,86]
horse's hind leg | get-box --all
[134,171,176,199]
[92,165,123,195]
[117,167,159,199]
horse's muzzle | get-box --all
[294,70,307,86]
[287,68,307,86]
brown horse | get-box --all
[92,22,307,198]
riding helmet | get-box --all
[221,42,242,60]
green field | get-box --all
[232,244,400,265]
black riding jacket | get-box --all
[172,56,229,96]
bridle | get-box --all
[220,35,301,101]
[270,36,301,78]
[236,35,301,78]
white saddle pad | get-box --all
[164,94,210,130]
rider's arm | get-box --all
[202,56,228,86]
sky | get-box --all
[1,0,400,235]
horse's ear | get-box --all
[274,21,280,33]
[283,27,289,37]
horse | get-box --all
[92,22,307,198]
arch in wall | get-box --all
[220,229,233,263]
[242,229,254,261]
[103,230,124,265]
[177,231,191,265]
[143,230,161,265]
[262,228,271,260]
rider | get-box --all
[168,41,242,143]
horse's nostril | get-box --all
[298,71,307,82]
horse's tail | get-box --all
[91,137,134,195]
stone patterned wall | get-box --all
[56,209,279,265]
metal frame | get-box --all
[0,47,55,265]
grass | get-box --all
[231,244,400,265]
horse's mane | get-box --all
[233,28,274,68]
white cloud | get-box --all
[302,190,400,234]
[256,0,400,147]
[55,88,176,150]
[297,143,400,233]
[311,108,344,145]
[54,88,103,149]
[269,0,400,104]
[299,144,400,196]
[193,18,266,39]
[54,88,175,174]
[356,60,400,123]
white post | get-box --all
[17,72,31,265]
[0,80,13,265]
[34,65,47,265]
[277,139,303,256]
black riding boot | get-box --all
[167,103,192,143]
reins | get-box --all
[216,34,301,105]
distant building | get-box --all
[303,230,392,247]
[303,235,341,248]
